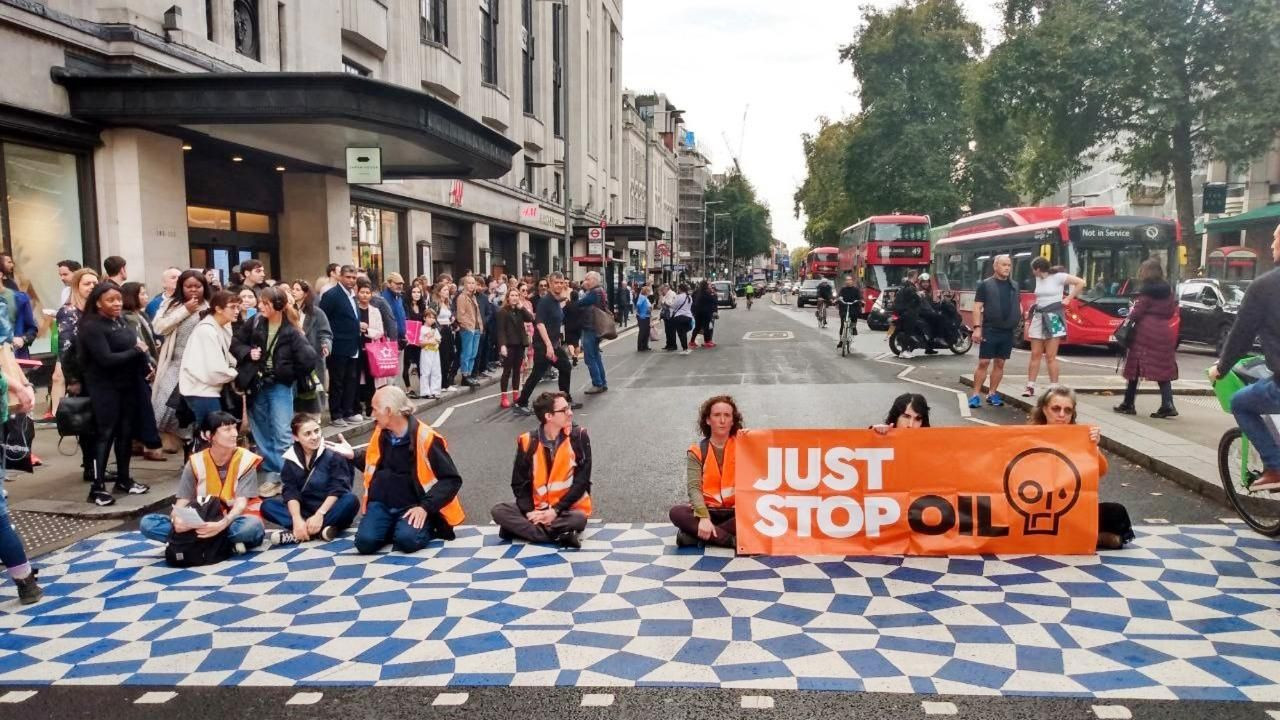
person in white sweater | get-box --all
[179,290,241,429]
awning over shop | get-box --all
[53,70,519,179]
[1205,203,1280,233]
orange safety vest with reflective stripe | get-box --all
[688,436,735,509]
[190,447,264,517]
[362,422,466,526]
[518,430,592,516]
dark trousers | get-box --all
[669,505,736,548]
[474,330,491,377]
[402,345,421,386]
[90,386,136,490]
[637,317,651,350]
[260,493,360,534]
[673,316,692,351]
[1124,379,1174,410]
[326,353,360,419]
[354,501,451,554]
[692,313,714,344]
[490,502,588,543]
[663,317,677,350]
[135,382,162,450]
[500,344,526,392]
[517,345,572,406]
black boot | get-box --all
[1113,404,1137,415]
[15,574,42,605]
[1151,406,1179,419]
[555,531,582,550]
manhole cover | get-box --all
[743,331,794,340]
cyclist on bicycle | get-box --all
[836,274,863,348]
[743,281,755,309]
[1209,223,1280,491]
[815,278,834,326]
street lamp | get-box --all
[712,212,730,280]
[702,200,724,277]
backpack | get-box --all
[164,495,233,567]
[1098,501,1135,546]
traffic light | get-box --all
[1202,183,1228,214]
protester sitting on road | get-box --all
[260,414,360,546]
[871,393,931,434]
[491,391,592,549]
[671,395,743,549]
[1030,385,1133,550]
[140,411,265,554]
[351,386,465,554]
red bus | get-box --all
[933,206,1181,346]
[838,214,931,309]
[801,247,840,279]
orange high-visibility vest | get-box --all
[362,422,466,526]
[688,436,735,509]
[519,430,592,516]
[190,447,263,517]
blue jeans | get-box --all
[1232,377,1280,470]
[459,329,481,376]
[185,395,223,430]
[0,455,30,574]
[140,513,265,547]
[249,382,294,476]
[581,329,607,388]
[260,493,359,534]
[354,501,434,554]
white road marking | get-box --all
[875,353,996,426]
[134,691,177,704]
[581,693,615,706]
[1221,517,1245,524]
[286,692,323,705]
[1144,518,1170,524]
[740,695,775,709]
[431,393,502,427]
[0,691,37,703]
[433,692,469,706]
[1092,705,1132,719]
[922,701,959,715]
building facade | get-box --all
[677,139,711,277]
[0,0,639,354]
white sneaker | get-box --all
[344,414,364,423]
[330,418,349,428]
[258,481,282,498]
[680,349,692,355]
[267,530,298,547]
[232,542,248,555]
[1022,383,1036,398]
[900,350,913,359]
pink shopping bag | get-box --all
[365,339,401,379]
[404,320,422,347]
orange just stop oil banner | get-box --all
[734,426,1099,556]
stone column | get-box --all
[471,222,490,276]
[516,231,530,278]
[279,173,350,282]
[407,209,433,279]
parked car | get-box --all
[1176,278,1253,353]
[712,280,737,309]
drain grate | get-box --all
[9,511,118,558]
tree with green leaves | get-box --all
[794,117,860,247]
[981,0,1280,248]
[703,171,773,278]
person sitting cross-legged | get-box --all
[351,386,465,554]
[491,391,592,549]
[140,411,265,555]
[260,413,360,546]
[670,395,743,549]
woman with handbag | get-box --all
[291,280,331,414]
[179,290,241,431]
[78,283,153,506]
[354,278,387,416]
[231,286,317,495]
[57,268,101,485]
[152,270,212,450]
[666,282,695,354]
[1113,259,1180,419]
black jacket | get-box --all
[319,285,361,357]
[281,442,354,509]
[77,313,150,391]
[230,315,318,388]
[693,288,718,316]
[496,305,534,347]
[511,425,592,515]
[1218,266,1280,377]
[353,417,463,515]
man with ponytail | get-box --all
[230,285,317,496]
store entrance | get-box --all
[186,206,278,286]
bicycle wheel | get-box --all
[1218,428,1280,536]
[840,325,850,357]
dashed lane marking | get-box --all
[134,691,177,704]
[874,353,996,427]
[286,692,323,705]
[0,691,36,703]
[922,701,959,715]
[581,693,615,707]
[1144,518,1170,524]
[740,695,775,709]
[433,692,469,706]
[1092,706,1132,719]
[1221,517,1245,524]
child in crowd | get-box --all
[418,308,443,400]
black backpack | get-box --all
[165,495,233,567]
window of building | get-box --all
[420,0,448,46]
[206,0,216,41]
[522,0,535,115]
[480,0,499,86]
[1,143,86,353]
[552,5,563,137]
[553,171,562,203]
[350,205,400,285]
[343,58,371,77]
[233,0,260,61]
[523,157,536,193]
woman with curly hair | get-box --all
[670,395,744,549]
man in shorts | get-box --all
[969,254,1020,408]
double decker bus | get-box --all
[933,205,1181,346]
[837,214,931,310]
[801,247,840,279]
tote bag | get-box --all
[365,339,401,379]
[592,306,618,340]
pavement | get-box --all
[2,302,1276,716]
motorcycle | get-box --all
[887,300,973,356]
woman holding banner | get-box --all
[671,395,743,549]
[871,393,931,433]
[1031,385,1133,550]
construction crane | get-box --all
[720,104,748,174]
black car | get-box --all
[1176,278,1251,353]
[712,281,737,309]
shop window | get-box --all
[351,205,400,285]
[188,206,233,230]
[236,211,271,234]
[2,143,86,353]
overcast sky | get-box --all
[622,1,1002,250]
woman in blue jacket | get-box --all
[260,413,360,545]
